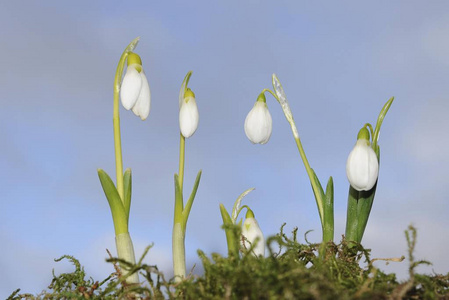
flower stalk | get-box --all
[112,38,140,200]
[246,74,334,243]
[98,37,144,285]
[345,97,394,244]
[172,71,202,282]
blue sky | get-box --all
[1,1,449,296]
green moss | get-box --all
[8,226,449,299]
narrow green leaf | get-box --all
[231,188,255,224]
[174,174,184,225]
[357,148,381,242]
[323,176,334,242]
[123,168,132,224]
[345,186,360,243]
[97,169,128,235]
[182,170,202,229]
[310,168,325,226]
[356,185,377,241]
[219,203,239,258]
[372,96,394,151]
[325,177,334,209]
[219,203,232,225]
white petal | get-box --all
[346,140,379,191]
[120,65,142,110]
[241,218,265,257]
[131,71,151,120]
[179,97,199,138]
[244,101,272,144]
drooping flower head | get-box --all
[120,52,151,120]
[179,88,199,138]
[244,93,272,144]
[241,209,265,257]
[346,127,379,191]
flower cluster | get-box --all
[244,90,380,193]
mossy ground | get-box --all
[8,226,448,299]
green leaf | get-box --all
[310,170,334,243]
[174,174,184,225]
[123,168,132,224]
[182,170,202,229]
[219,203,232,225]
[231,188,255,224]
[372,96,394,151]
[323,176,334,242]
[97,169,128,235]
[310,168,325,226]
[219,203,239,258]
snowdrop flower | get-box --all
[244,93,272,144]
[120,53,151,120]
[346,128,379,191]
[179,88,199,138]
[241,209,265,257]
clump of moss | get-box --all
[177,224,397,299]
[8,226,449,299]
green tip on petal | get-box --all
[184,88,195,100]
[127,52,142,67]
[257,92,267,103]
[357,127,370,141]
[245,208,255,219]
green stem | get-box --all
[364,123,374,139]
[263,86,325,227]
[113,64,125,202]
[292,131,325,225]
[178,133,186,192]
[112,37,140,201]
[261,88,277,99]
[268,74,331,241]
[115,232,139,284]
[172,71,201,282]
[172,223,186,282]
[173,132,187,282]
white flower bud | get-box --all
[241,210,265,257]
[120,53,151,120]
[179,89,199,138]
[244,94,272,144]
[346,129,379,191]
